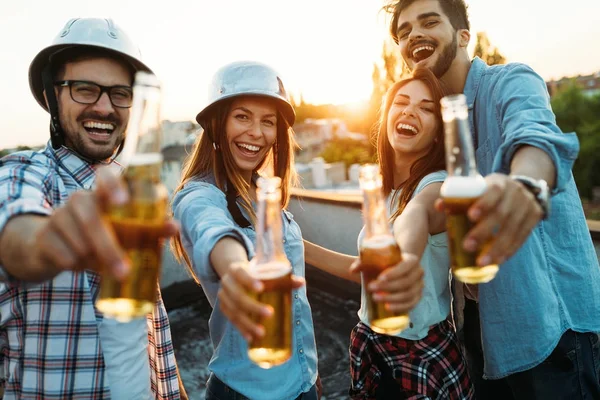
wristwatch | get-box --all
[510,175,551,220]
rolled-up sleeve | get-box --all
[491,64,579,194]
[0,156,54,281]
[172,181,254,283]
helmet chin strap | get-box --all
[42,66,64,149]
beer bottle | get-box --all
[358,164,409,335]
[96,72,169,321]
[440,94,499,284]
[247,177,293,368]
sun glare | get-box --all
[2,0,599,149]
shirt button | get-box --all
[294,294,299,299]
[283,238,286,243]
[299,349,303,354]
[296,320,300,326]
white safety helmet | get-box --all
[29,18,152,111]
[195,61,295,129]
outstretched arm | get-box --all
[362,182,445,310]
[303,239,360,283]
[0,166,177,282]
[454,64,575,266]
[462,146,553,266]
[394,182,446,258]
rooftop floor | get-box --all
[165,266,360,400]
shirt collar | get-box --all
[464,57,487,110]
[45,141,122,190]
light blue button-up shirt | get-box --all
[172,173,318,399]
[465,57,600,379]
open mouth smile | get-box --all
[83,121,115,136]
[411,44,436,63]
[235,142,263,157]
[395,122,419,136]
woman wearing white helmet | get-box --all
[171,61,320,399]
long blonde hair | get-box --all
[170,95,298,278]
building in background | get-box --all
[160,121,200,194]
[294,118,366,163]
[547,71,600,97]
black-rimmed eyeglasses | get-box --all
[54,80,133,108]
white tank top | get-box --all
[98,316,152,400]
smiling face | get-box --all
[394,0,460,78]
[54,56,132,161]
[225,96,278,182]
[386,79,439,163]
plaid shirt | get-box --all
[0,142,180,399]
[349,320,474,400]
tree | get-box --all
[551,83,600,198]
[0,145,32,158]
[319,137,376,170]
[364,39,409,137]
[473,32,506,66]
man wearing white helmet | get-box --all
[0,18,187,399]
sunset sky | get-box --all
[2,0,600,148]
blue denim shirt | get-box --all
[172,174,318,399]
[466,57,600,379]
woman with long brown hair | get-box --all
[307,67,474,399]
[170,61,320,400]
[348,66,474,399]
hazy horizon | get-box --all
[2,0,599,149]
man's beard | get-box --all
[65,132,121,162]
[430,34,458,78]
[61,112,123,162]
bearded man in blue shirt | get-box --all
[385,1,600,399]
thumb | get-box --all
[95,166,129,209]
[434,198,445,213]
[230,261,263,291]
[291,275,306,289]
[349,259,363,274]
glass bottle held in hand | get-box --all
[440,94,498,284]
[96,72,169,322]
[358,164,408,335]
[247,177,293,368]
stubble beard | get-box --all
[430,34,458,78]
[60,111,123,162]
[61,121,122,162]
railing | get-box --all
[288,188,600,260]
[159,189,600,292]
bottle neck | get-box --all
[444,116,478,177]
[254,195,286,263]
[362,187,392,240]
[124,155,163,183]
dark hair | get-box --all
[386,0,470,44]
[376,67,450,220]
[50,47,136,82]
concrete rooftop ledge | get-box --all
[291,187,362,207]
[588,219,600,240]
[291,188,600,240]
